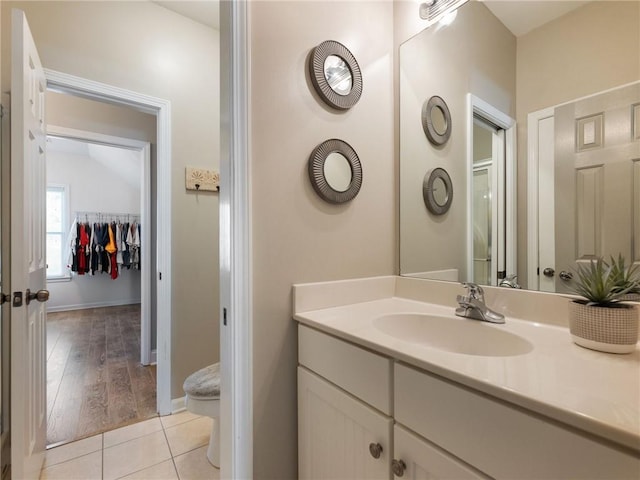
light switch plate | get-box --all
[185,167,219,192]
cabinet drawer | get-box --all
[299,325,392,414]
[395,363,640,479]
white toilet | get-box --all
[183,362,221,468]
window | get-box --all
[46,185,68,279]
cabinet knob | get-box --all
[392,459,406,477]
[368,442,383,459]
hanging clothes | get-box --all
[66,213,140,279]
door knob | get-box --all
[0,293,9,305]
[543,267,555,277]
[559,271,574,281]
[25,289,49,305]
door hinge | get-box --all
[159,272,162,280]
[223,307,227,326]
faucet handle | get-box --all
[462,282,484,300]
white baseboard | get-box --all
[47,299,141,313]
[171,397,186,414]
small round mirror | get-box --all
[324,55,352,96]
[432,176,448,206]
[309,40,363,110]
[323,152,352,192]
[431,106,447,136]
[423,168,453,215]
[308,139,363,204]
[422,96,452,146]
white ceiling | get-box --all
[153,1,219,30]
[47,136,142,189]
[482,1,591,37]
[149,1,588,38]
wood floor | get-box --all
[46,305,157,447]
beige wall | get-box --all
[399,1,516,277]
[249,1,395,477]
[515,1,640,286]
[1,1,220,398]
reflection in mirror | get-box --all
[323,152,352,192]
[432,177,448,206]
[399,0,640,291]
[431,106,447,136]
[472,119,495,285]
[323,55,352,96]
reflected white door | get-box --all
[10,9,48,479]
[553,84,640,294]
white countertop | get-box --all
[294,295,640,453]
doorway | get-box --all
[44,122,155,446]
[466,94,516,286]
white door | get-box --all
[10,9,48,479]
[554,83,640,294]
[298,367,392,479]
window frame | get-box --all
[46,183,71,281]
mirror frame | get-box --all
[308,139,363,204]
[423,167,453,215]
[422,96,452,145]
[309,40,363,110]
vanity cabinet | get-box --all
[298,324,640,480]
[298,325,488,479]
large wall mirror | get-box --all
[400,0,640,292]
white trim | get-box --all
[46,299,141,313]
[527,107,554,291]
[44,69,173,416]
[171,396,186,414]
[220,1,252,478]
[466,94,516,284]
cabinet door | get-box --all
[298,367,392,480]
[393,425,489,479]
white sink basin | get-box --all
[373,313,534,357]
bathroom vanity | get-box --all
[294,276,640,479]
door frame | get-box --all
[46,126,152,365]
[220,0,253,478]
[44,69,173,415]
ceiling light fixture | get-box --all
[419,0,467,25]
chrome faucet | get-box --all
[499,274,521,289]
[455,282,505,324]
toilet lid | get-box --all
[183,362,221,399]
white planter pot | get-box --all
[569,301,639,354]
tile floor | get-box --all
[40,411,219,480]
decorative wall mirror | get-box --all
[423,168,453,215]
[308,139,363,204]
[309,40,363,110]
[422,96,452,145]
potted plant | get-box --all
[609,254,640,302]
[569,257,639,354]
